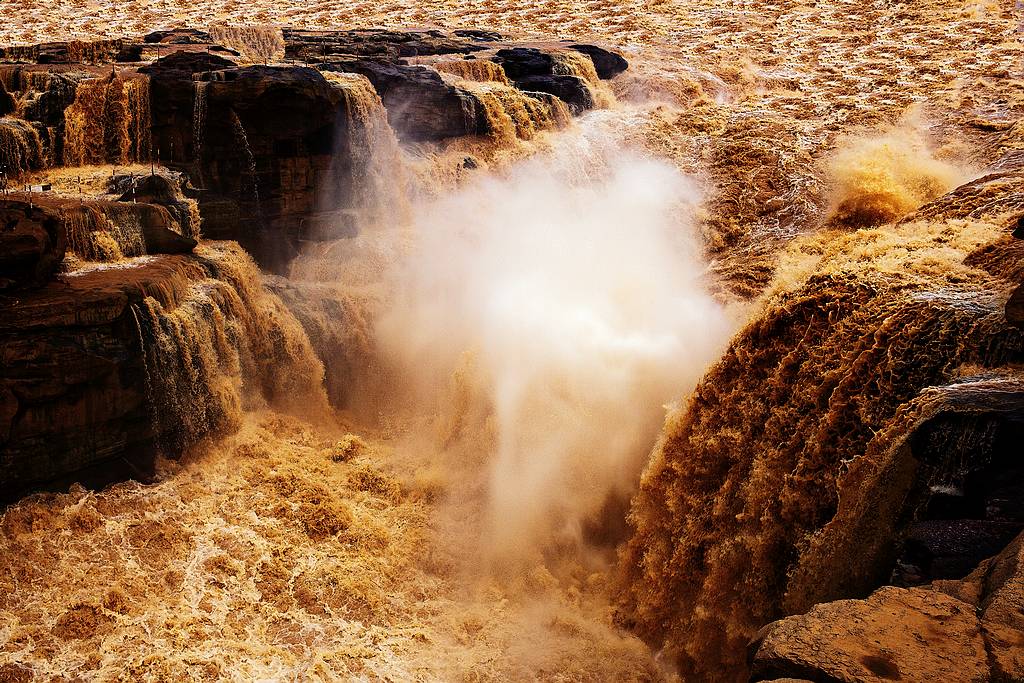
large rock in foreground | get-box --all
[749,587,989,682]
[750,530,1024,683]
[0,242,328,502]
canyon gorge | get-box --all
[0,2,1023,681]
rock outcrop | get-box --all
[190,65,350,265]
[0,255,200,501]
[0,242,326,503]
[0,29,627,269]
[492,47,597,113]
[0,200,65,290]
[568,44,629,79]
[749,587,989,682]
[0,39,133,65]
[112,172,202,240]
[139,50,235,167]
[282,28,487,61]
[750,530,1024,683]
[0,26,629,501]
[322,59,481,141]
[514,74,594,113]
[3,192,196,262]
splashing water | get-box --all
[825,119,972,228]
[374,131,733,567]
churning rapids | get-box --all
[1,1,1023,682]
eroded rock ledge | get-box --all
[749,529,1024,683]
[0,27,629,501]
[1,27,627,268]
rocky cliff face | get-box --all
[0,200,65,289]
[616,166,1024,681]
[0,242,326,503]
[0,26,628,500]
[0,28,625,268]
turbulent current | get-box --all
[2,1,1024,682]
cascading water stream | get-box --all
[62,72,152,167]
[131,243,329,455]
[192,80,209,183]
[1,6,1022,679]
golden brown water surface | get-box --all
[1,1,1023,681]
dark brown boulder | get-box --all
[0,255,202,500]
[115,173,180,205]
[187,65,349,265]
[322,59,481,141]
[492,47,556,79]
[0,199,65,290]
[491,47,599,112]
[283,28,484,62]
[515,75,594,113]
[568,44,629,79]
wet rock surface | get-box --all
[750,530,1024,683]
[190,65,345,264]
[514,74,594,113]
[321,59,482,141]
[749,587,989,683]
[0,255,202,501]
[568,44,628,79]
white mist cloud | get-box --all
[376,131,732,563]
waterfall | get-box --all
[184,197,202,240]
[552,50,617,109]
[0,117,45,177]
[320,72,409,235]
[207,25,285,64]
[229,111,259,205]
[132,243,329,454]
[467,82,572,142]
[434,59,511,85]
[191,80,208,167]
[61,203,130,261]
[616,198,1024,679]
[62,73,152,167]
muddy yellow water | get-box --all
[1,0,1022,681]
[0,412,665,680]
